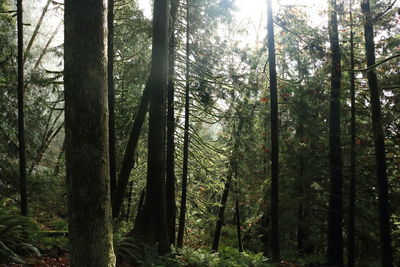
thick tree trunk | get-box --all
[327,0,344,265]
[177,0,190,248]
[17,0,28,216]
[132,0,171,254]
[64,0,116,265]
[266,0,279,261]
[108,0,117,201]
[112,83,150,218]
[166,0,178,246]
[361,1,393,266]
[347,1,356,266]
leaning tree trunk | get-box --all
[108,0,117,200]
[17,0,28,216]
[64,0,116,266]
[166,0,179,245]
[132,0,171,254]
[327,0,344,265]
[361,1,394,266]
[112,82,150,218]
[211,116,244,252]
[266,0,279,261]
[177,0,190,248]
[347,1,356,266]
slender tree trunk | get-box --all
[266,0,279,261]
[235,199,243,252]
[112,82,150,218]
[108,0,117,202]
[166,0,178,246]
[132,0,170,254]
[361,1,393,266]
[177,0,190,248]
[297,154,305,253]
[211,171,232,252]
[124,181,134,221]
[347,1,356,266]
[17,0,28,217]
[134,189,145,227]
[34,21,62,70]
[212,117,244,252]
[64,0,116,265]
[327,0,344,265]
[24,0,51,60]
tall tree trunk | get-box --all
[132,0,170,254]
[177,0,190,248]
[361,1,393,266]
[347,1,356,266]
[64,0,116,265]
[108,0,117,201]
[17,0,28,216]
[235,199,243,252]
[112,83,150,218]
[327,0,344,265]
[166,0,178,246]
[327,0,344,264]
[266,0,279,261]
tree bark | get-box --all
[108,0,117,202]
[361,1,393,266]
[177,0,190,248]
[166,0,179,246]
[266,0,279,261]
[347,1,356,266]
[327,0,344,265]
[64,0,116,265]
[132,0,171,254]
[17,0,28,216]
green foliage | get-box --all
[0,208,41,264]
[113,234,177,266]
[176,246,270,267]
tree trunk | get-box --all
[211,171,232,252]
[177,0,190,248]
[327,0,344,265]
[108,0,117,201]
[17,0,28,217]
[347,1,356,266]
[361,1,393,266]
[64,0,116,265]
[235,199,243,252]
[166,0,178,246]
[112,82,150,218]
[132,0,171,254]
[266,0,279,261]
[24,0,51,60]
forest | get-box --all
[0,0,399,266]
